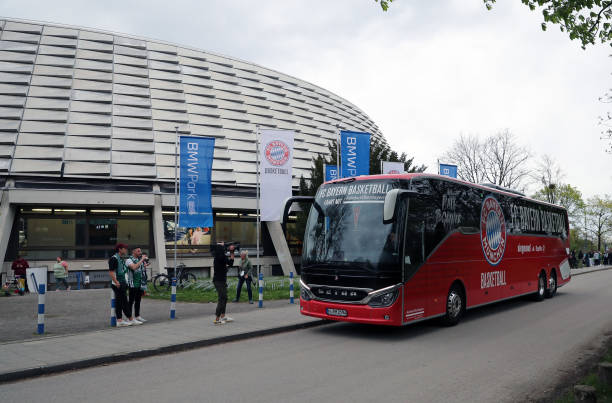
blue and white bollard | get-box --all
[289,272,294,304]
[37,284,45,334]
[110,288,116,327]
[258,272,264,308]
[170,278,177,319]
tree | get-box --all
[533,183,585,226]
[442,130,531,191]
[585,195,612,251]
[484,0,612,49]
[531,154,565,204]
[375,0,394,11]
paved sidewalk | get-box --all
[0,302,321,383]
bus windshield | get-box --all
[302,179,403,273]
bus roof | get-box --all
[324,173,567,211]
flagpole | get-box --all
[336,124,341,178]
[174,126,179,280]
[255,125,260,277]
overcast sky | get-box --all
[3,0,610,198]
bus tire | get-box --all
[441,285,464,326]
[545,270,557,298]
[533,273,546,301]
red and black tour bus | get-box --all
[291,173,570,326]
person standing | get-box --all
[233,250,254,304]
[11,253,29,294]
[212,243,235,325]
[127,247,149,323]
[109,243,141,327]
[53,257,70,291]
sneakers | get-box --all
[136,316,147,323]
[221,316,233,323]
[232,299,239,303]
[213,319,224,325]
[117,320,131,327]
[249,300,253,304]
[128,319,143,326]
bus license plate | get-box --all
[326,308,347,317]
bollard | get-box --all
[289,272,294,304]
[110,288,116,327]
[170,278,177,319]
[37,284,45,334]
[258,272,264,308]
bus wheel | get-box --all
[545,271,557,298]
[533,273,546,301]
[442,285,464,326]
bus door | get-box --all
[402,196,429,324]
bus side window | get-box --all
[404,197,426,281]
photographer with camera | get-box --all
[126,247,149,325]
[212,242,235,325]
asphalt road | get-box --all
[2,270,611,403]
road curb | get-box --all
[571,266,612,277]
[0,319,326,384]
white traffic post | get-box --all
[37,283,46,334]
[289,271,294,304]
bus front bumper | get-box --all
[299,298,402,326]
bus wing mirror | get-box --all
[281,196,316,225]
[383,189,414,224]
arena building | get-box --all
[0,17,386,284]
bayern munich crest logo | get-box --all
[480,195,506,266]
[264,141,290,166]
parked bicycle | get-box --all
[152,264,197,292]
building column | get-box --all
[152,185,167,275]
[266,221,295,275]
[0,181,16,280]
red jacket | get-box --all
[12,258,29,276]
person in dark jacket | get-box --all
[213,243,235,325]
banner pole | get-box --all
[255,125,260,278]
[174,126,178,281]
[336,125,341,178]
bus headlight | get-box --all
[300,280,314,301]
[367,286,400,307]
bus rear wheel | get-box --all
[441,285,464,326]
[545,271,557,298]
[533,273,546,301]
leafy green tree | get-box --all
[375,0,394,11]
[585,195,612,251]
[484,0,612,48]
[532,183,585,226]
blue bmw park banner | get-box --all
[179,136,215,228]
[340,131,370,178]
[439,163,458,178]
[324,164,339,182]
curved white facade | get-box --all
[0,18,385,187]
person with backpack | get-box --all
[127,247,150,323]
[109,243,141,327]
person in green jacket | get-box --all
[53,256,70,291]
[233,250,254,304]
[127,247,150,323]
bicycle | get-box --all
[153,264,197,292]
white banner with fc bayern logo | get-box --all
[259,129,294,221]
